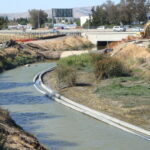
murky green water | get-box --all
[0,63,150,150]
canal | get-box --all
[0,63,150,150]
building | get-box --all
[52,8,74,24]
[8,24,32,30]
[80,16,90,27]
[147,13,150,20]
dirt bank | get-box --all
[43,70,150,131]
[0,108,47,150]
[0,36,94,73]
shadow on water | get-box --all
[0,81,33,90]
[0,75,11,80]
[42,139,78,150]
[0,91,50,105]
[11,112,63,132]
[10,112,78,150]
[11,112,63,125]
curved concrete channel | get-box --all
[0,62,150,150]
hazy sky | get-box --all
[0,0,120,13]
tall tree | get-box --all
[0,17,8,30]
[16,18,29,25]
[104,0,119,24]
[29,9,48,28]
[90,6,107,27]
[136,0,147,23]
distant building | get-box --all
[52,8,74,24]
[8,24,32,30]
[53,23,77,29]
[80,16,90,26]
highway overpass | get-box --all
[60,29,137,46]
[82,31,136,44]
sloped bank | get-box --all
[0,108,47,150]
[35,67,150,141]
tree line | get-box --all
[89,0,149,27]
[0,9,48,29]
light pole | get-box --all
[38,11,40,28]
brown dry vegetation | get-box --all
[0,33,55,43]
[43,41,150,131]
[28,36,94,51]
[43,70,150,130]
[112,43,150,80]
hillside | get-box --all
[0,7,92,19]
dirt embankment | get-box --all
[0,36,94,60]
[43,41,150,131]
[0,108,46,150]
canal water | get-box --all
[0,63,150,150]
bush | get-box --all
[137,57,146,64]
[0,61,3,72]
[0,135,7,150]
[90,53,107,64]
[56,65,77,88]
[2,57,16,70]
[92,55,130,80]
[58,54,92,71]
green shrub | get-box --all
[0,136,8,150]
[58,54,92,71]
[90,53,107,64]
[56,65,77,88]
[93,56,130,80]
[2,57,17,70]
[15,56,36,66]
[137,57,146,64]
[0,61,3,72]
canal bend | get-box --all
[0,63,150,150]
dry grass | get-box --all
[43,70,150,130]
[0,33,54,43]
[29,36,94,51]
[112,44,150,67]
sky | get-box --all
[0,0,120,13]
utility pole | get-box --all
[38,11,40,28]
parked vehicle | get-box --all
[113,26,126,32]
[132,27,144,32]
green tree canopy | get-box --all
[29,9,48,28]
[0,17,8,30]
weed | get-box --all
[56,65,77,88]
[92,55,130,80]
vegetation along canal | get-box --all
[0,62,150,150]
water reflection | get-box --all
[0,92,50,105]
[0,81,33,90]
[42,139,78,150]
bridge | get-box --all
[60,29,137,46]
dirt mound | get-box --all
[28,36,94,51]
[113,43,150,59]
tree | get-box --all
[89,0,148,27]
[103,0,120,25]
[90,6,107,27]
[135,0,147,23]
[29,9,48,28]
[74,18,81,26]
[16,18,29,25]
[0,17,8,30]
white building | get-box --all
[147,13,150,20]
[80,16,90,26]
